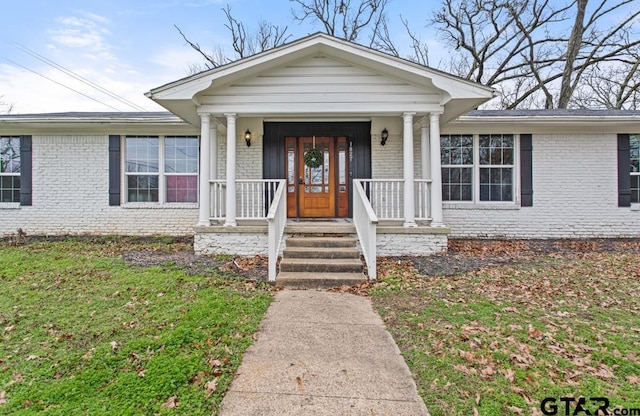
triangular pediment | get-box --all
[146,33,494,124]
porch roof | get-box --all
[145,33,495,125]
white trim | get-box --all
[0,135,21,205]
[0,202,20,210]
[443,203,520,210]
[147,34,494,99]
[402,112,417,227]
[420,117,430,180]
[224,113,237,227]
[121,203,197,209]
[198,114,211,226]
[429,112,444,226]
[121,135,199,206]
[441,133,521,207]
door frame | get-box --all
[285,135,349,218]
[263,121,372,218]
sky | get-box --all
[0,0,437,114]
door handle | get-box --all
[298,177,304,184]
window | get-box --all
[124,136,198,203]
[631,134,640,203]
[0,136,20,203]
[441,134,473,201]
[479,134,514,202]
[441,133,516,203]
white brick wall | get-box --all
[4,130,638,241]
[444,133,640,238]
[195,232,268,255]
[0,135,197,237]
[377,233,447,255]
[215,118,263,180]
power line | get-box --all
[0,56,124,112]
[9,42,150,112]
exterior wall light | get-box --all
[244,129,252,147]
[380,128,389,146]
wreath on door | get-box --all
[304,147,323,168]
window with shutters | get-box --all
[124,136,198,204]
[631,134,640,204]
[0,136,20,203]
[441,133,518,204]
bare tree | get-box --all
[0,95,13,114]
[573,57,640,110]
[176,5,291,71]
[291,0,390,45]
[431,0,640,109]
[402,17,429,66]
[178,1,405,74]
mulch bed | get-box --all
[406,238,640,276]
[122,237,640,285]
[123,250,270,282]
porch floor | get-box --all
[194,220,450,266]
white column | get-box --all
[224,113,237,227]
[403,112,417,227]
[420,117,430,180]
[429,112,444,227]
[198,113,211,226]
[210,119,218,180]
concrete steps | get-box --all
[276,272,366,289]
[277,223,366,289]
[280,257,364,273]
[283,246,361,259]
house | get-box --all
[1,33,639,281]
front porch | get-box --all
[194,178,450,282]
[143,33,495,283]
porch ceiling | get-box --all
[146,33,495,126]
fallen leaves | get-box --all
[205,379,218,398]
[627,375,640,384]
[0,391,6,406]
[160,395,178,409]
[374,248,640,416]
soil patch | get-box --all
[120,237,640,285]
[123,250,269,281]
[399,238,640,277]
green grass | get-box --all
[372,252,640,416]
[0,237,273,415]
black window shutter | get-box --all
[618,134,631,207]
[19,135,32,206]
[108,135,121,206]
[520,134,533,207]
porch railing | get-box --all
[415,179,432,221]
[357,179,432,221]
[266,179,287,282]
[209,179,282,220]
[357,179,403,220]
[353,179,378,280]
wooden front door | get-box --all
[285,136,349,218]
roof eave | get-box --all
[146,33,495,104]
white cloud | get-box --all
[0,10,170,114]
[49,12,114,62]
[0,60,163,114]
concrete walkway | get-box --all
[219,290,430,415]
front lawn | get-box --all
[0,237,272,415]
[372,242,640,416]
